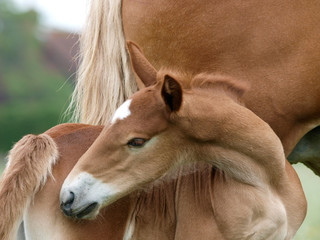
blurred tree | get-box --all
[0,0,73,152]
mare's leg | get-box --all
[288,127,320,176]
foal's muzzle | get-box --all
[60,172,119,219]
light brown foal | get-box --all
[4,122,303,240]
[58,43,306,239]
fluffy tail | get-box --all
[0,134,58,240]
[68,0,137,125]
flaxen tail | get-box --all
[68,0,137,125]
[0,134,58,240]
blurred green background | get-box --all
[0,0,319,239]
[0,0,75,152]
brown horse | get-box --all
[0,43,306,239]
[60,42,305,239]
[71,0,320,175]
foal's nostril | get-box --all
[65,191,75,205]
[60,191,75,215]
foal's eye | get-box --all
[127,138,147,148]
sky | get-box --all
[11,0,88,32]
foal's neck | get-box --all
[177,90,286,186]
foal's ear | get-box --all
[161,75,183,112]
[127,41,157,89]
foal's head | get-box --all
[60,61,188,219]
[60,42,282,220]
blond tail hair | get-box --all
[0,134,58,240]
[69,0,137,125]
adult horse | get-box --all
[71,0,320,175]
[0,42,306,239]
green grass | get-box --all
[0,157,319,238]
[293,164,320,239]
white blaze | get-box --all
[111,99,132,124]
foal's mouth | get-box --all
[75,202,99,219]
[61,202,99,219]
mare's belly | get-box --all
[122,0,320,154]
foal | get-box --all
[59,43,307,239]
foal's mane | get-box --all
[191,73,249,104]
[156,70,249,105]
[156,68,194,89]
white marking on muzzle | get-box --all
[61,172,118,212]
[111,99,132,124]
